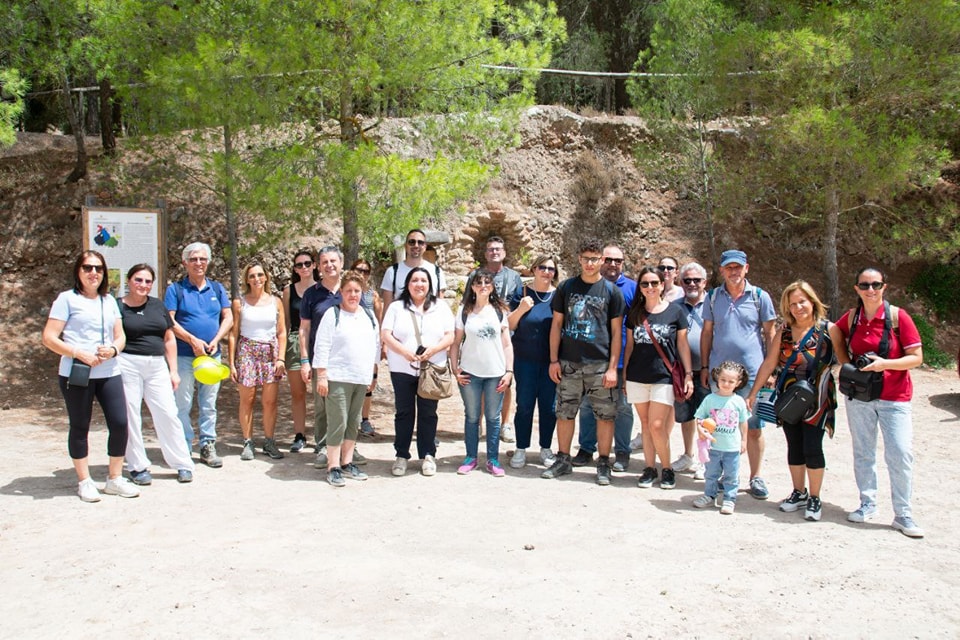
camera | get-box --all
[415,345,427,356]
[855,354,873,370]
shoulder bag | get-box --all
[409,310,453,401]
[772,323,822,425]
[643,318,686,403]
[838,301,895,402]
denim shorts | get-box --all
[556,360,617,421]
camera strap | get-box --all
[847,300,893,360]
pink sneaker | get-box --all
[486,460,505,477]
[457,457,478,475]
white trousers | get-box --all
[118,353,195,472]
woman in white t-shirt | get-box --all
[381,267,455,477]
[450,269,514,477]
[228,262,286,461]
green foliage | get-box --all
[911,314,952,369]
[909,264,960,320]
[0,69,29,147]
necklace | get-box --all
[531,288,554,304]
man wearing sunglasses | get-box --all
[573,243,636,472]
[670,262,710,480]
[464,236,524,443]
[380,229,446,308]
[700,249,777,499]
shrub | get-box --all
[912,315,952,369]
[570,152,611,207]
[909,263,960,319]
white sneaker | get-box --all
[539,447,557,467]
[693,464,705,480]
[720,500,735,515]
[392,457,407,477]
[421,455,437,476]
[629,434,644,451]
[77,478,101,503]
[692,494,714,509]
[672,453,695,473]
[500,423,516,443]
[509,448,527,469]
[104,476,140,498]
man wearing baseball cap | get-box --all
[700,249,778,499]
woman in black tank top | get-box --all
[282,250,319,452]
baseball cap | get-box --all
[720,249,747,267]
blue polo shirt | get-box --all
[164,277,231,357]
[614,274,636,369]
[702,281,776,379]
[681,297,705,371]
[300,282,342,362]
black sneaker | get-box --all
[541,452,573,479]
[612,451,630,472]
[637,466,658,488]
[571,449,594,467]
[290,433,307,453]
[779,488,810,513]
[596,457,612,486]
[804,496,822,521]
[660,467,676,490]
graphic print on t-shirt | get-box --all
[710,407,740,439]
[564,292,607,342]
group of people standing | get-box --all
[43,234,926,538]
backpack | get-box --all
[846,300,899,357]
[333,304,377,329]
[707,283,763,319]
[171,278,228,312]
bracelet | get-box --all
[300,358,309,364]
[550,360,559,364]
[505,370,513,374]
[111,345,119,357]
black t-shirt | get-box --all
[625,302,688,384]
[121,296,174,357]
[300,283,342,361]
[288,285,303,333]
[551,276,625,363]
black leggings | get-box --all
[782,420,825,469]
[58,375,128,459]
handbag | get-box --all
[754,387,778,424]
[772,323,821,424]
[838,363,883,402]
[409,310,453,400]
[643,318,686,403]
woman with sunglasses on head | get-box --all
[747,281,840,522]
[624,266,693,490]
[658,256,684,303]
[350,258,384,437]
[381,267,455,476]
[228,262,286,461]
[282,249,318,452]
[42,251,139,502]
[451,269,514,477]
[831,268,924,538]
[117,264,195,485]
[507,255,560,469]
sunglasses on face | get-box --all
[857,281,885,291]
[81,264,104,274]
[472,279,493,287]
[657,265,676,272]
[407,239,426,246]
[354,267,371,275]
[536,265,557,273]
[639,281,661,288]
[294,260,313,269]
[132,277,153,285]
[603,257,624,265]
[682,278,703,285]
[248,273,266,280]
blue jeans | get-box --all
[704,449,740,503]
[513,358,556,450]
[459,374,503,462]
[578,369,632,454]
[175,355,220,449]
[845,398,915,518]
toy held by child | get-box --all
[696,417,716,464]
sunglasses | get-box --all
[536,265,557,273]
[856,281,885,291]
[294,260,313,269]
[407,239,426,246]
[132,276,154,285]
[682,278,703,285]
[657,265,676,272]
[639,281,661,288]
[81,264,104,274]
[354,267,371,275]
[472,279,493,287]
[248,273,266,280]
[603,257,624,265]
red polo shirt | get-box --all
[837,306,922,402]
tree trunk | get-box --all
[61,74,87,183]
[823,189,841,320]
[339,79,360,265]
[99,78,117,156]
[223,123,240,298]
[696,118,718,282]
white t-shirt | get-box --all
[455,304,509,378]
[312,306,380,385]
[381,300,454,376]
[48,290,122,379]
[380,260,446,298]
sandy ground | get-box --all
[2,367,960,638]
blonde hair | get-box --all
[241,262,271,295]
[779,280,827,325]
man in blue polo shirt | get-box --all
[166,241,233,468]
[700,249,777,499]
